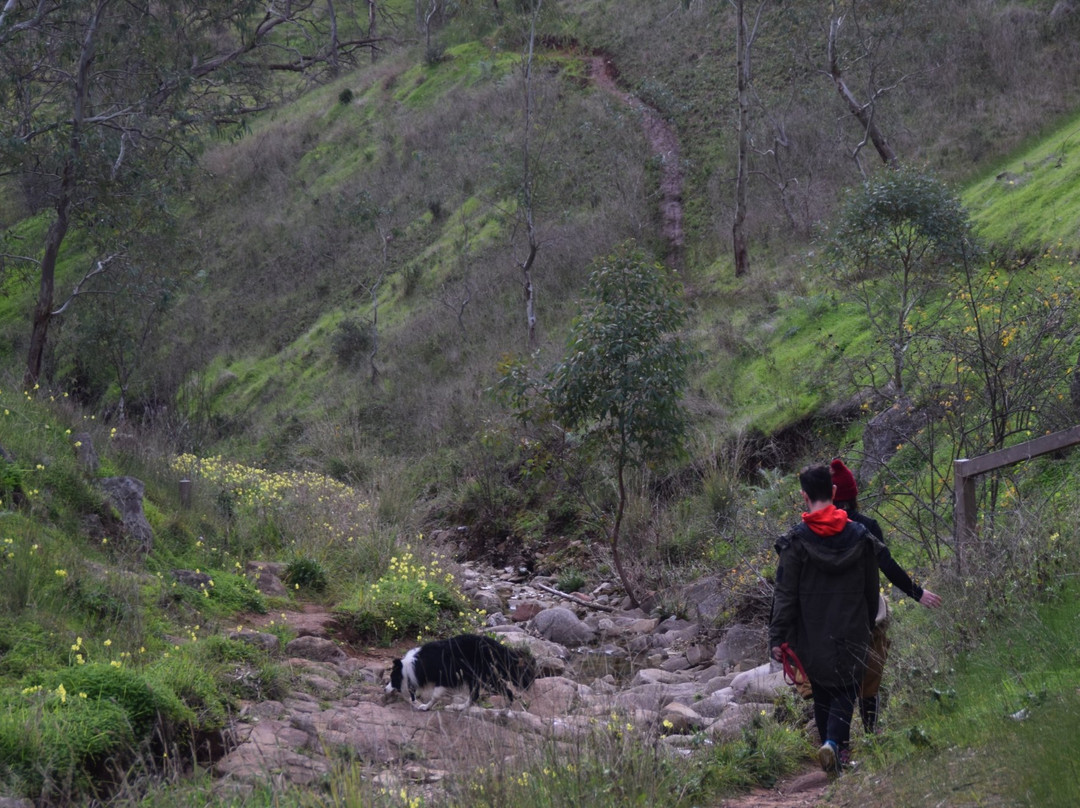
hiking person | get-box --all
[769,463,881,775]
[830,458,942,734]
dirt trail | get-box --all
[718,769,831,808]
[587,55,684,266]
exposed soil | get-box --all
[241,603,414,665]
[587,55,684,266]
[718,769,832,808]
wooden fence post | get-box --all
[953,424,1080,571]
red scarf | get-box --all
[802,503,849,536]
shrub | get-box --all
[556,568,586,593]
[0,618,66,680]
[0,526,43,614]
[0,689,134,800]
[0,457,26,509]
[335,548,475,645]
[146,653,229,732]
[191,635,289,703]
[284,557,329,594]
[331,318,374,368]
[31,662,188,737]
[170,570,267,616]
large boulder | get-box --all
[713,624,767,671]
[99,476,153,554]
[680,574,727,623]
[530,607,596,646]
[285,636,347,665]
[861,397,928,480]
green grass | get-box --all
[834,580,1080,807]
[392,41,520,109]
[965,109,1080,251]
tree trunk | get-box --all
[518,1,541,349]
[732,0,751,277]
[367,0,378,63]
[611,460,640,608]
[828,17,897,166]
[326,0,340,73]
[25,1,105,389]
[25,186,69,389]
[523,258,536,348]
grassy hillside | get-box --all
[3,2,1080,803]
[3,2,1080,473]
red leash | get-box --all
[779,642,809,687]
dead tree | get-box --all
[825,12,899,171]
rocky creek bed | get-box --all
[206,557,803,802]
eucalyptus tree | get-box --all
[546,242,693,607]
[829,166,972,400]
[0,0,383,390]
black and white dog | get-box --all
[385,633,536,711]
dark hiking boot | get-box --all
[818,741,839,776]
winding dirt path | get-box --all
[717,769,831,808]
[587,55,684,266]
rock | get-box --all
[509,601,543,622]
[206,558,827,799]
[730,663,787,703]
[684,642,715,667]
[629,668,688,687]
[72,432,98,472]
[99,476,153,554]
[660,655,691,673]
[713,624,767,671]
[862,396,927,480]
[246,561,290,597]
[300,674,341,697]
[607,617,660,638]
[243,700,286,719]
[530,607,596,646]
[171,569,212,588]
[704,702,770,742]
[215,718,329,785]
[730,661,773,694]
[680,574,727,623]
[228,630,281,655]
[660,701,705,733]
[471,589,503,614]
[691,687,736,718]
[609,681,701,712]
[285,636,347,664]
[524,676,582,717]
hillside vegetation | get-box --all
[1,0,1080,805]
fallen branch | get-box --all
[534,582,621,613]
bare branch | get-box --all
[51,254,118,316]
[0,0,50,45]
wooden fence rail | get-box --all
[954,424,1080,569]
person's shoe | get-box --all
[838,748,858,772]
[817,740,838,775]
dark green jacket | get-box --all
[769,521,881,690]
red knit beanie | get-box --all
[830,458,859,502]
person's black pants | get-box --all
[813,683,859,751]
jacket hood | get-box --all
[802,504,849,536]
[798,520,871,572]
